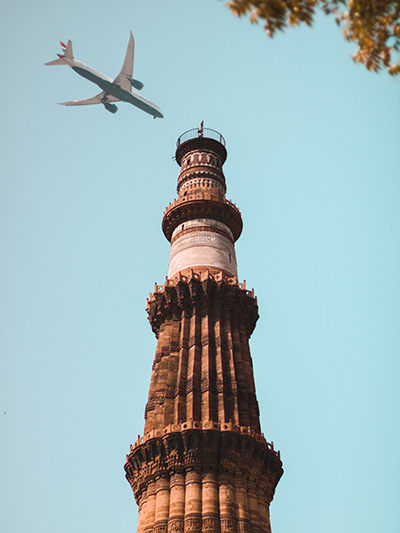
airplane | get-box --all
[45,32,163,118]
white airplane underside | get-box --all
[45,32,163,118]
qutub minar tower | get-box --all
[125,125,283,533]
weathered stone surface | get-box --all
[144,274,260,435]
[126,130,282,533]
[168,219,238,279]
[125,428,282,519]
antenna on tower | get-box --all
[198,120,204,137]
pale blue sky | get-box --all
[1,2,399,533]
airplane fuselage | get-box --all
[59,56,163,118]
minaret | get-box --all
[125,125,283,533]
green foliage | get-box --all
[226,0,400,75]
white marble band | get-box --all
[168,219,238,278]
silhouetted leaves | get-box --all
[226,0,400,76]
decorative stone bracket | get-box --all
[146,271,259,339]
[125,425,283,505]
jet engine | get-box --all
[128,77,144,91]
[103,102,118,114]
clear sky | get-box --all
[1,1,399,532]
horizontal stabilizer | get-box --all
[129,78,144,91]
[45,58,65,66]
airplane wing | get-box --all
[58,92,119,106]
[112,31,134,92]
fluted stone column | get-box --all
[247,479,261,533]
[137,490,146,533]
[154,477,170,533]
[257,484,272,533]
[234,472,250,533]
[168,473,185,533]
[145,481,156,533]
[184,471,202,532]
[219,472,236,533]
[202,472,220,532]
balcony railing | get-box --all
[163,194,241,217]
[177,127,226,148]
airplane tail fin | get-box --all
[45,39,73,65]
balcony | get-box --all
[177,127,226,148]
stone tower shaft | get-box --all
[162,129,242,280]
[144,275,260,435]
[125,127,283,533]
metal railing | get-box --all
[176,127,226,148]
